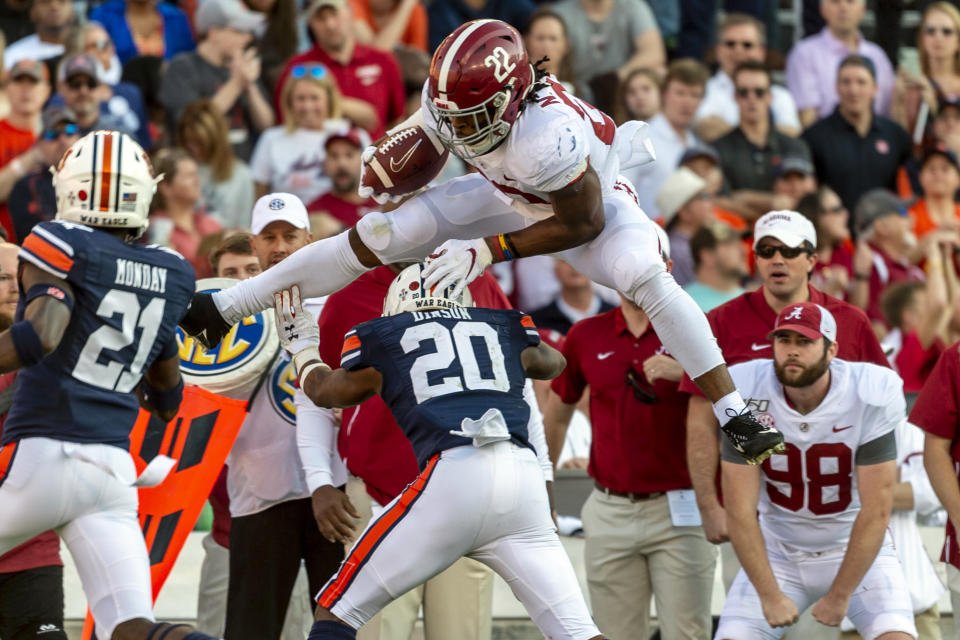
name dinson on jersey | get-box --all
[114,258,168,293]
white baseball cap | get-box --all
[251,193,310,235]
[752,210,817,250]
[655,167,706,224]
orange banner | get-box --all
[82,386,247,639]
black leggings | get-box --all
[0,565,66,640]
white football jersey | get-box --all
[727,358,903,552]
[421,77,645,220]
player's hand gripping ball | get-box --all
[359,126,449,204]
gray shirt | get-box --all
[554,0,657,102]
[713,128,811,192]
[159,51,267,162]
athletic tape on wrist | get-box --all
[298,361,330,389]
[292,347,322,375]
[10,320,45,365]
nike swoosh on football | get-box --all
[597,351,615,360]
[751,343,770,351]
[389,139,423,173]
[832,425,853,432]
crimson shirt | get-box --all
[551,308,692,494]
[275,44,405,140]
[0,372,62,573]
[0,119,36,241]
[317,266,512,506]
[894,332,943,394]
[678,285,888,395]
[306,191,376,229]
[909,342,960,569]
[866,243,925,325]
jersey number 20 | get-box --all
[401,321,510,404]
[73,289,167,393]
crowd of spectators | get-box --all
[4,0,960,637]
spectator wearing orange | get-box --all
[349,0,427,52]
[797,186,854,300]
[149,148,223,277]
[276,0,404,139]
[910,148,960,239]
[177,100,255,231]
[0,60,49,241]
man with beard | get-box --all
[306,129,376,230]
[715,302,915,640]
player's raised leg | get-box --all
[181,174,529,348]
[557,188,784,464]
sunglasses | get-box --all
[924,26,956,37]
[43,123,79,140]
[66,77,98,91]
[625,368,658,404]
[736,87,768,98]
[755,244,811,260]
[291,64,328,80]
[723,39,755,49]
[87,38,112,51]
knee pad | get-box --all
[355,206,439,265]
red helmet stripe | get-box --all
[99,131,114,212]
[436,19,495,97]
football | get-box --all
[362,125,450,197]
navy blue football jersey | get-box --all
[3,221,195,448]
[341,307,541,469]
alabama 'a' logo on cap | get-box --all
[784,306,804,321]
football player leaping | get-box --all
[180,18,784,465]
[0,131,222,640]
[717,302,916,640]
[273,264,603,640]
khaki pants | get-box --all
[347,479,494,640]
[195,532,313,640]
[581,489,716,640]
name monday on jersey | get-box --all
[114,257,169,293]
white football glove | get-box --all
[422,238,493,300]
[273,285,321,376]
[357,145,406,206]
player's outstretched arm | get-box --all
[722,459,799,629]
[0,262,73,373]
[301,366,382,409]
[521,342,566,380]
[137,351,184,423]
[812,459,897,627]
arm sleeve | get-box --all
[855,430,897,465]
[909,344,960,439]
[550,324,587,404]
[523,379,554,482]
[295,389,345,492]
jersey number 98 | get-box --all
[762,442,853,516]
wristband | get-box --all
[141,376,184,416]
[10,319,45,365]
[854,272,870,281]
[496,233,520,261]
[292,347,323,376]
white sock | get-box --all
[213,230,368,324]
[712,390,747,426]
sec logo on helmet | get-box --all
[178,278,279,398]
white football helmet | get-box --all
[383,263,474,316]
[52,130,160,238]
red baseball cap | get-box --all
[767,302,837,342]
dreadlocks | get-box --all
[521,57,552,109]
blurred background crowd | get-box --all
[4,0,960,638]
